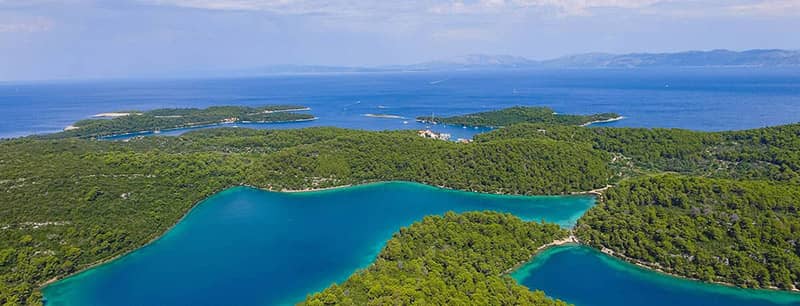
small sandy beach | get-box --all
[581,116,624,127]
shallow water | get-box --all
[42,182,595,306]
[512,245,800,306]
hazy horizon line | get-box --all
[2,48,798,84]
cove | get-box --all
[512,245,800,306]
[42,181,594,306]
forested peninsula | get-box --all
[49,105,315,139]
[302,212,570,306]
[1,106,799,304]
[416,106,621,127]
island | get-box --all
[0,106,798,305]
[415,106,621,127]
[51,105,315,139]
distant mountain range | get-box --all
[217,49,800,76]
[540,49,800,68]
[406,49,800,70]
[395,54,535,70]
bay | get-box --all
[512,245,800,306]
[42,182,594,306]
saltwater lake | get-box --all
[512,245,800,306]
[42,182,595,306]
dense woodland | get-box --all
[302,211,570,306]
[476,123,800,182]
[44,105,314,139]
[416,106,620,127]
[1,106,800,304]
[0,127,611,304]
[576,175,800,290]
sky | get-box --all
[1,0,799,80]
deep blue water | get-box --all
[512,245,800,306]
[2,68,800,139]
[42,182,596,306]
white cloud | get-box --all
[0,18,52,33]
[143,0,296,12]
[137,0,800,18]
[140,0,416,17]
[142,0,664,15]
[533,0,664,15]
[428,0,509,15]
[728,0,800,16]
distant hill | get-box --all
[396,54,536,71]
[203,49,800,77]
[405,49,800,70]
[540,49,800,68]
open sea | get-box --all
[1,68,799,139]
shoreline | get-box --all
[263,107,312,114]
[570,185,612,196]
[92,112,138,118]
[98,117,318,139]
[509,236,800,295]
[278,184,353,193]
[91,107,310,119]
[38,180,591,290]
[417,115,625,130]
[503,235,579,275]
[595,243,800,293]
[39,180,800,300]
[363,114,407,119]
[580,116,625,127]
[238,117,318,124]
[39,183,238,288]
[415,119,499,129]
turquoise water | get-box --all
[42,182,595,306]
[512,245,800,306]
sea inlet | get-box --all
[42,182,593,305]
[43,182,800,305]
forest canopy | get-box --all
[0,126,611,304]
[2,105,800,304]
[302,211,570,306]
[576,175,800,290]
[416,106,620,127]
[44,105,314,139]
